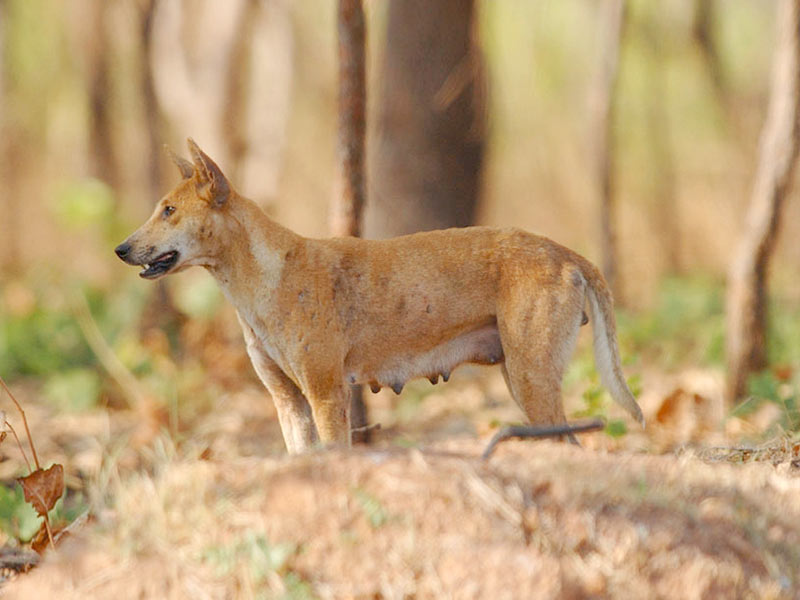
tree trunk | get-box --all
[692,0,727,108]
[331,0,369,442]
[365,0,486,238]
[589,0,626,301]
[0,0,15,272]
[726,0,800,403]
[331,0,367,238]
[646,40,680,275]
[86,0,119,190]
[149,0,247,165]
[139,0,163,201]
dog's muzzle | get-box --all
[115,241,180,279]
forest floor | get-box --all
[1,364,799,599]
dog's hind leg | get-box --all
[497,277,584,438]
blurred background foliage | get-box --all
[0,0,799,448]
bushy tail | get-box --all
[584,269,645,427]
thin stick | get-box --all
[0,376,40,471]
[6,422,32,473]
[481,419,605,460]
[72,290,145,409]
[43,514,55,550]
[351,422,381,434]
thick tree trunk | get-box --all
[149,0,291,208]
[589,0,626,301]
[726,0,800,402]
[365,0,485,238]
[331,0,369,442]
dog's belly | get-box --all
[346,323,504,394]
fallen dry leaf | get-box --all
[30,522,67,555]
[18,464,64,518]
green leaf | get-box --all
[0,485,40,542]
[605,419,628,438]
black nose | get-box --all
[115,242,131,260]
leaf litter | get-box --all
[0,376,67,575]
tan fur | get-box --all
[115,140,644,453]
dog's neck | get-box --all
[206,193,300,315]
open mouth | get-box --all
[139,250,179,279]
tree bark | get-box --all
[139,0,163,201]
[726,0,800,403]
[331,0,369,442]
[692,0,726,107]
[365,0,485,238]
[589,0,626,301]
[86,0,119,190]
[331,0,367,238]
[0,0,15,272]
[646,39,680,275]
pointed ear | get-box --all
[165,145,194,179]
[187,138,231,207]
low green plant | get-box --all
[351,487,389,528]
[617,276,726,367]
[568,354,640,438]
[732,370,800,434]
[203,532,314,599]
[0,484,40,541]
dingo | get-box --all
[115,139,644,453]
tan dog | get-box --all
[115,139,644,453]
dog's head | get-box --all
[114,139,231,279]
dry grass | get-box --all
[5,435,800,599]
[2,365,800,599]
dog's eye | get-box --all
[162,205,176,218]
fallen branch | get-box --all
[481,419,605,460]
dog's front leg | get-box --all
[239,320,318,453]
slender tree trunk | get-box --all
[331,0,367,238]
[726,0,800,403]
[692,0,726,107]
[589,0,626,300]
[140,0,163,200]
[222,0,260,181]
[86,0,119,190]
[0,0,14,272]
[365,0,485,238]
[331,0,369,442]
[646,45,680,274]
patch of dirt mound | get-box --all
[6,441,800,599]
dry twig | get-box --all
[481,420,605,460]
